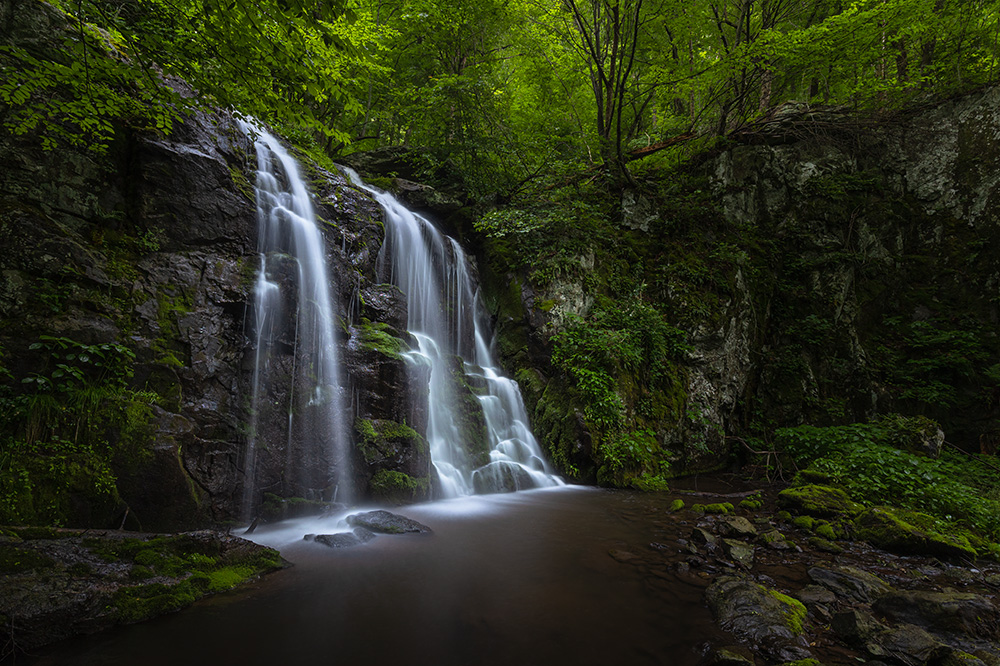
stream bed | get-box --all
[25,486,729,665]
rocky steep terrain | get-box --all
[0,1,434,530]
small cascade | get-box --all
[241,122,351,518]
[343,167,563,497]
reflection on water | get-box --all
[27,487,726,666]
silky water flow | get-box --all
[241,122,351,518]
[343,168,563,497]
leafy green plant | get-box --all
[775,418,1000,543]
[0,336,156,526]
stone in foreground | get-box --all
[706,576,812,663]
[346,510,432,534]
[306,528,378,548]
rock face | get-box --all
[711,88,1000,444]
[0,3,431,529]
[474,85,1000,484]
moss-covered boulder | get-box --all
[777,485,864,518]
[854,506,978,560]
[706,576,812,663]
[0,528,283,654]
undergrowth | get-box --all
[773,416,1000,544]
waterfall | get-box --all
[241,122,351,518]
[343,168,563,497]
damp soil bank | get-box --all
[10,482,1000,666]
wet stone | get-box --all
[808,536,844,554]
[797,584,837,607]
[865,624,950,665]
[718,516,758,538]
[808,565,892,603]
[872,590,1000,639]
[346,510,433,534]
[761,529,795,550]
[692,528,719,549]
[833,610,886,645]
[722,539,755,568]
[705,645,757,666]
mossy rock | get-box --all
[777,484,863,518]
[705,577,811,663]
[354,318,409,360]
[814,522,838,540]
[854,506,978,560]
[792,515,816,531]
[691,502,735,515]
[369,469,430,504]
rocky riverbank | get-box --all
[604,479,1000,666]
[0,527,284,658]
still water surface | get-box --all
[30,487,726,665]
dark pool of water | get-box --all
[26,487,728,666]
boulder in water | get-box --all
[471,461,535,494]
[307,527,379,548]
[346,510,432,534]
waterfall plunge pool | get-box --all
[26,487,728,666]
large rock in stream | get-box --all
[705,576,813,663]
[345,510,432,534]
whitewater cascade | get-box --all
[343,168,563,497]
[242,123,351,518]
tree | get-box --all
[0,0,387,151]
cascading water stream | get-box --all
[342,167,563,497]
[241,122,351,518]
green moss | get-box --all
[12,526,72,540]
[355,318,408,360]
[792,515,816,531]
[854,506,978,559]
[354,417,429,468]
[0,547,56,573]
[767,589,808,635]
[205,566,255,592]
[778,484,864,518]
[668,499,685,512]
[100,533,282,623]
[129,565,155,580]
[369,469,430,504]
[739,493,763,511]
[808,536,843,553]
[814,522,837,540]
[152,289,193,369]
[630,475,670,492]
[692,502,734,515]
